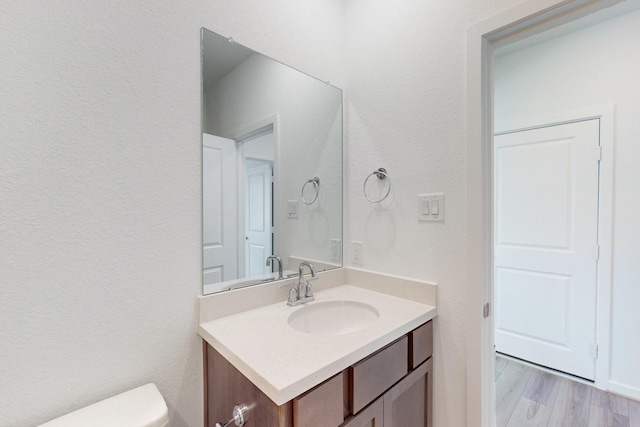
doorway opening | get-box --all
[490,1,640,424]
[236,125,275,278]
[467,0,640,425]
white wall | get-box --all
[494,8,640,398]
[1,0,554,426]
[243,132,274,162]
[342,0,523,425]
[205,54,343,270]
[0,1,344,426]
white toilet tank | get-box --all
[38,383,169,427]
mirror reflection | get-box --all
[202,28,343,295]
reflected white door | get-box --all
[203,133,238,288]
[494,119,600,380]
[245,161,273,277]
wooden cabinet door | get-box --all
[205,344,293,427]
[383,358,432,427]
[341,398,383,427]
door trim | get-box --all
[227,115,281,278]
[495,107,614,391]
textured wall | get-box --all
[342,0,522,426]
[0,1,344,426]
[495,8,640,398]
[1,0,552,426]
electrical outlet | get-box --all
[351,241,363,265]
[330,239,342,261]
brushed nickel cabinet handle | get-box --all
[215,404,249,427]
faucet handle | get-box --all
[305,281,314,298]
[288,286,298,304]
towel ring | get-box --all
[302,177,320,205]
[363,168,391,203]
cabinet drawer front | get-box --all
[350,336,408,414]
[409,321,433,369]
[293,371,344,427]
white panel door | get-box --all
[494,119,600,380]
[245,161,272,277]
[203,133,238,289]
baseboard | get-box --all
[608,380,640,403]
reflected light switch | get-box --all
[287,200,299,219]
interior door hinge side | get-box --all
[483,302,490,318]
[592,343,599,359]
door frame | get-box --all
[493,107,614,389]
[227,115,280,278]
[243,158,274,277]
[466,1,618,425]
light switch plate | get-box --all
[287,200,299,219]
[418,193,445,222]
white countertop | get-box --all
[198,284,437,405]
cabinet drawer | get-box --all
[409,321,433,369]
[350,336,408,414]
[293,371,344,427]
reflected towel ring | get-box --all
[363,168,391,203]
[302,177,320,205]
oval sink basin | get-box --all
[288,301,380,335]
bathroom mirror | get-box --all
[202,28,343,295]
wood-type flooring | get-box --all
[496,356,640,427]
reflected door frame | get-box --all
[229,115,280,278]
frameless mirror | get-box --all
[202,28,343,295]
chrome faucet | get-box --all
[265,256,284,280]
[286,261,316,306]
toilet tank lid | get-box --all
[38,383,169,427]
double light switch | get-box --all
[418,193,445,222]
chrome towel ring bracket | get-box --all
[363,168,391,203]
[302,177,320,205]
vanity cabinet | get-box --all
[204,320,433,427]
[341,399,383,427]
[382,357,432,426]
[342,358,432,427]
